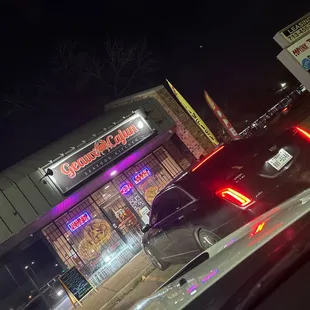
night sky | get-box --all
[0,1,309,169]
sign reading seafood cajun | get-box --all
[46,113,154,194]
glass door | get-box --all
[91,182,143,253]
[100,195,142,253]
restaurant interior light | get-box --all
[110,170,117,176]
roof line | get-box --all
[105,85,165,111]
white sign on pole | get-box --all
[287,32,310,72]
[280,14,310,44]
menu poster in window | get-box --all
[139,206,150,224]
[59,266,94,305]
[126,192,150,222]
[144,186,159,205]
[71,219,112,263]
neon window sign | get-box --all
[67,212,91,232]
[132,168,152,185]
[120,182,133,195]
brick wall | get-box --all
[163,135,195,170]
[154,87,215,159]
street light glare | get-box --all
[25,266,29,269]
[31,261,35,265]
[280,82,287,88]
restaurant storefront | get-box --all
[42,125,185,286]
[0,86,215,291]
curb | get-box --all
[99,263,155,310]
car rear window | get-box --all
[150,188,192,225]
[192,140,255,176]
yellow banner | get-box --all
[166,79,218,146]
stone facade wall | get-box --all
[163,135,195,170]
[154,87,215,159]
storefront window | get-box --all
[41,146,185,287]
[125,153,174,205]
[90,182,119,206]
[153,147,182,177]
[91,182,143,253]
[113,174,150,225]
[43,197,134,286]
[55,197,131,269]
[42,223,84,270]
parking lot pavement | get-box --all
[110,264,184,310]
[75,252,153,310]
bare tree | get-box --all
[1,37,157,119]
[51,40,92,94]
[77,37,157,98]
[2,87,35,117]
[54,40,77,72]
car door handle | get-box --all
[178,215,185,220]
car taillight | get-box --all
[216,187,253,209]
[192,145,225,172]
[295,126,310,141]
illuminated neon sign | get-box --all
[132,168,152,185]
[67,212,91,232]
[120,182,133,195]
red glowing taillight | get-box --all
[216,187,253,209]
[192,145,225,172]
[295,126,310,141]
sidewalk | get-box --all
[111,264,184,310]
[79,252,154,310]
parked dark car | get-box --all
[142,126,310,270]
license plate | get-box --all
[267,148,293,171]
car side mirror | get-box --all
[141,224,150,233]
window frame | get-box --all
[150,186,195,226]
